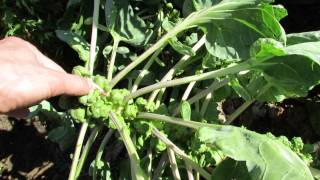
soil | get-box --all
[0,116,69,180]
[1,1,320,179]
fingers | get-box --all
[0,36,66,73]
[59,74,94,96]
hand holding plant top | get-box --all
[0,37,93,114]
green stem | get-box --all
[225,99,255,124]
[109,13,209,89]
[75,126,101,178]
[186,163,194,180]
[200,92,212,116]
[225,84,272,124]
[131,48,162,92]
[182,82,197,101]
[189,79,229,105]
[109,112,147,180]
[68,123,89,180]
[107,37,120,81]
[152,128,211,179]
[68,1,100,179]
[167,148,181,180]
[109,25,182,88]
[126,62,250,101]
[172,79,229,116]
[147,147,153,179]
[148,35,206,104]
[137,112,212,130]
[88,0,100,74]
[93,129,114,180]
[152,153,168,180]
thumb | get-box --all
[61,74,94,96]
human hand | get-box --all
[0,37,92,115]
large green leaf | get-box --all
[105,0,154,46]
[287,31,320,45]
[253,41,320,98]
[197,126,313,180]
[211,158,252,180]
[204,5,285,60]
[180,0,285,60]
[56,30,97,62]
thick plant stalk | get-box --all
[93,129,115,180]
[109,25,181,88]
[75,126,101,178]
[137,112,212,130]
[148,36,206,104]
[167,148,181,180]
[88,0,100,74]
[152,128,211,179]
[109,112,147,180]
[107,37,120,81]
[126,62,250,101]
[68,1,100,180]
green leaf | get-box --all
[180,100,192,120]
[197,126,313,180]
[56,30,98,62]
[250,38,286,59]
[287,31,320,45]
[105,0,154,46]
[229,77,252,101]
[47,124,76,151]
[203,100,219,123]
[211,158,252,180]
[204,4,285,60]
[168,38,196,56]
[162,18,195,56]
[253,42,320,98]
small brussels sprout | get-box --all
[145,102,156,112]
[72,66,90,77]
[70,108,86,123]
[94,75,110,92]
[110,89,130,106]
[90,100,105,119]
[79,95,89,105]
[123,104,138,120]
[87,90,100,104]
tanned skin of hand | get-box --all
[0,36,93,115]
